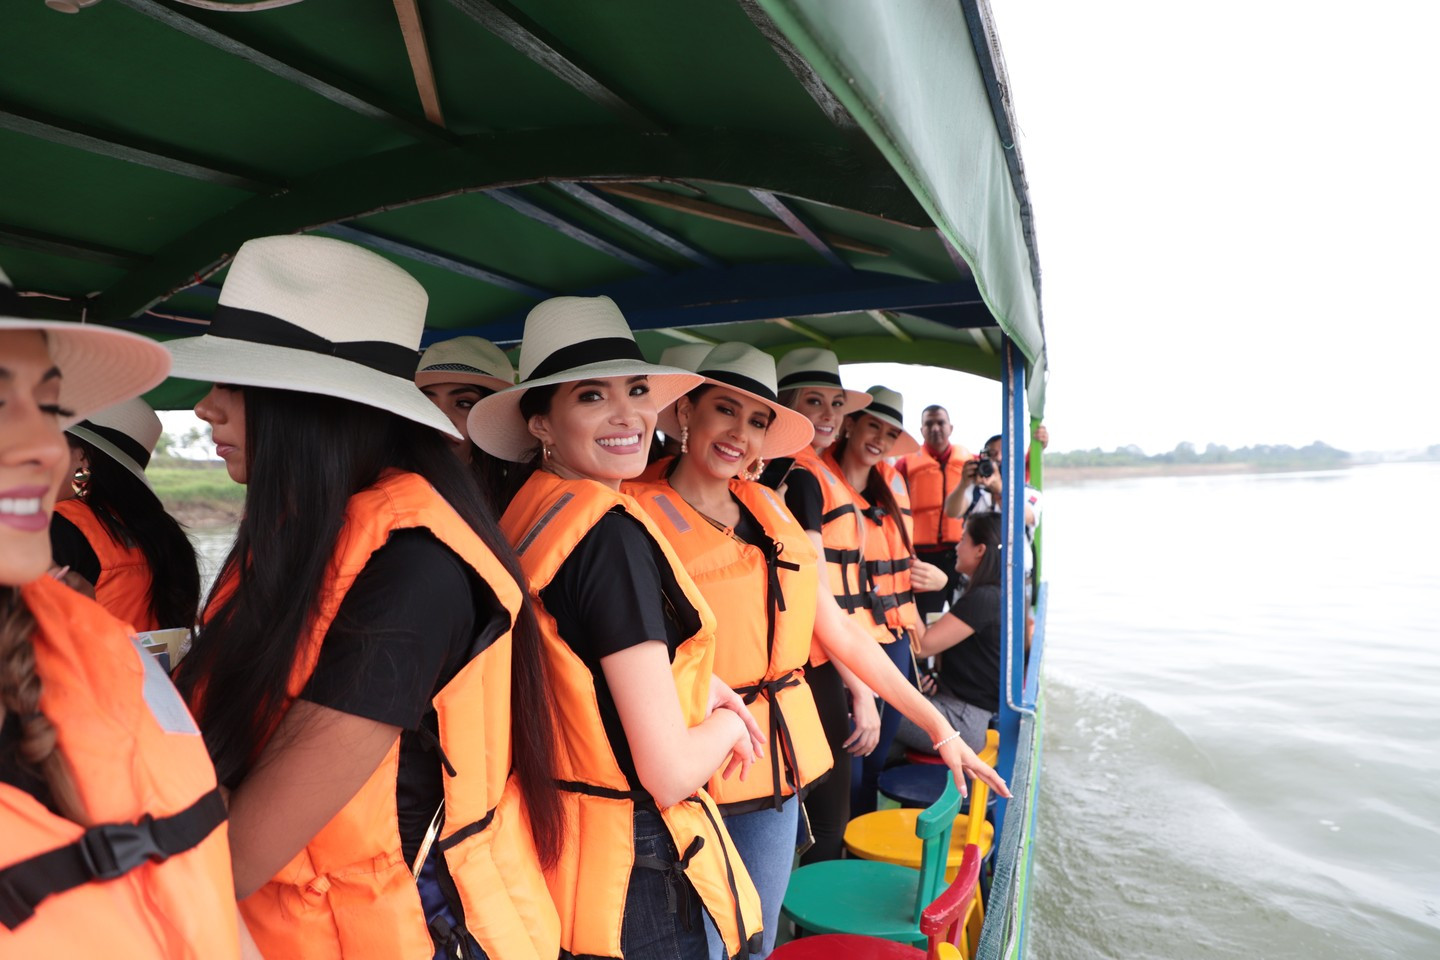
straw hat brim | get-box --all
[658,377,816,460]
[777,378,873,415]
[468,360,704,462]
[65,424,152,489]
[0,319,171,426]
[166,334,461,440]
[414,368,513,394]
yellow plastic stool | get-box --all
[844,808,994,881]
[977,728,999,767]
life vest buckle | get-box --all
[80,816,167,880]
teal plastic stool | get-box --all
[780,778,964,947]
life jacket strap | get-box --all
[633,835,705,930]
[865,557,913,577]
[734,671,805,811]
[820,504,857,525]
[0,787,227,930]
[435,803,498,853]
[555,779,652,803]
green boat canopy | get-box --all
[0,0,1045,415]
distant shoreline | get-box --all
[1041,462,1349,484]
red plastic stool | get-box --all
[905,748,945,765]
[771,934,924,959]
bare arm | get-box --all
[916,611,977,658]
[603,641,755,808]
[227,701,401,898]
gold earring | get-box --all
[680,426,689,455]
[542,445,552,460]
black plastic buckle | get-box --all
[79,818,166,881]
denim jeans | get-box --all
[603,807,709,960]
[703,796,799,959]
[851,628,913,816]
[416,841,489,960]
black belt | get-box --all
[0,788,227,930]
[733,670,805,812]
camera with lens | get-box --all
[975,453,995,479]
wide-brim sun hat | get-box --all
[774,346,873,414]
[66,397,163,489]
[1,267,171,425]
[854,385,921,456]
[415,335,515,394]
[165,235,460,439]
[658,342,815,459]
[658,343,713,373]
[467,295,703,462]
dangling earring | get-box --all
[71,467,91,499]
[680,426,689,455]
[745,458,766,482]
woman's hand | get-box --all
[843,692,881,757]
[936,732,1011,800]
[910,559,948,594]
[718,715,758,782]
[707,675,766,762]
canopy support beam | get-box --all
[393,0,446,127]
[0,223,143,269]
[750,190,849,269]
[113,0,450,146]
[486,188,668,276]
[0,104,279,193]
[735,0,858,132]
[443,0,663,131]
[768,316,831,345]
[866,309,913,342]
[317,223,552,298]
[552,182,723,269]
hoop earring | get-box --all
[541,445,552,461]
[680,426,689,455]
[71,467,91,499]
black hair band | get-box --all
[868,402,903,424]
[777,369,842,389]
[207,305,420,380]
[77,422,152,470]
[702,370,779,404]
[525,337,645,382]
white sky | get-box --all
[162,3,1440,458]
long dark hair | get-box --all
[962,511,1003,590]
[831,413,914,555]
[174,387,562,867]
[70,437,200,629]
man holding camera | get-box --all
[897,404,973,618]
[945,433,1044,594]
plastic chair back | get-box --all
[911,776,963,925]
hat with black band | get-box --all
[415,336,515,394]
[0,267,171,425]
[774,346,872,414]
[467,296,702,462]
[659,342,815,459]
[66,397,164,489]
[165,235,458,438]
[853,385,921,456]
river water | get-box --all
[184,463,1440,958]
[1030,462,1440,959]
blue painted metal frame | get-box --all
[423,263,986,344]
[485,188,668,276]
[992,336,1029,843]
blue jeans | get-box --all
[851,629,913,815]
[703,796,799,959]
[416,842,488,960]
[592,807,709,960]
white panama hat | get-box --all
[774,346,873,414]
[66,397,163,489]
[658,342,815,459]
[165,235,459,438]
[852,385,921,457]
[0,267,171,425]
[657,343,713,373]
[415,335,515,394]
[467,296,702,462]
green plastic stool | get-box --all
[780,777,964,947]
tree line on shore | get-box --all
[1045,440,1351,469]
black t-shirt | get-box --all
[49,513,101,585]
[779,468,824,534]
[938,582,1002,714]
[298,528,505,863]
[542,510,701,786]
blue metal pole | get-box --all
[992,336,1029,840]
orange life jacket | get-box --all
[780,446,887,659]
[824,453,918,635]
[502,470,763,960]
[625,477,831,812]
[52,498,158,632]
[901,445,971,549]
[634,454,673,483]
[0,575,237,958]
[195,471,558,960]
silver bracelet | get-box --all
[932,730,963,751]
